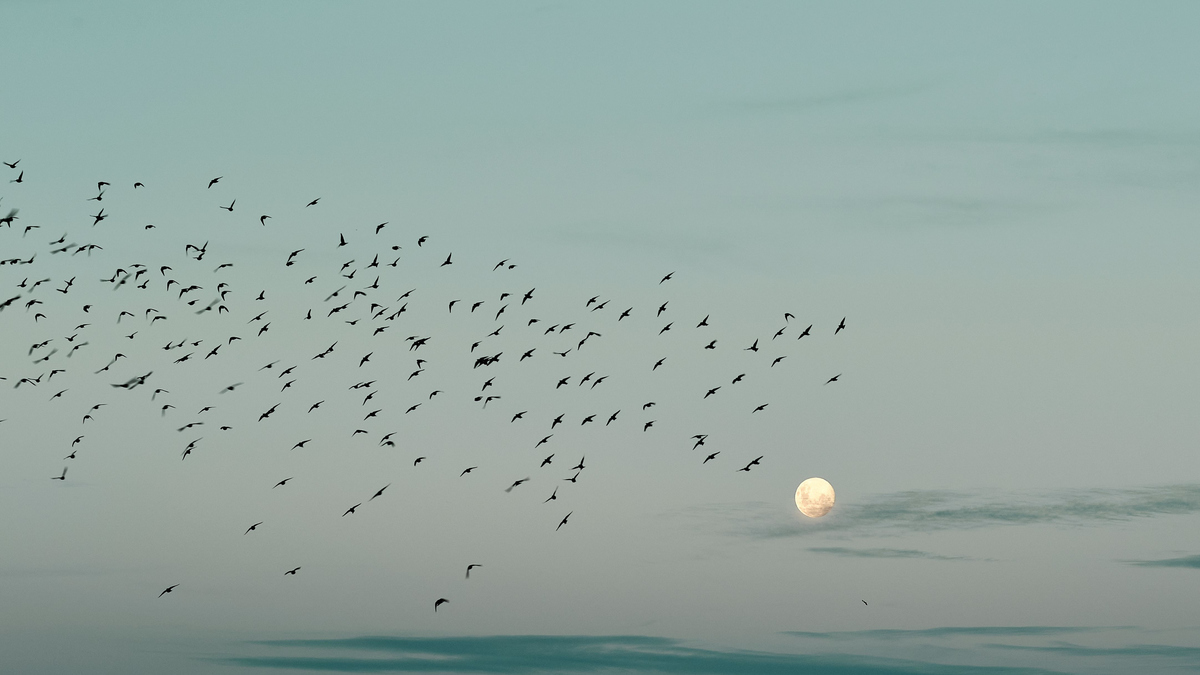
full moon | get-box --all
[795,477,835,518]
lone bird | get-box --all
[466,564,482,579]
[434,598,449,612]
[158,584,179,597]
[285,567,301,576]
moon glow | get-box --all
[795,477,835,518]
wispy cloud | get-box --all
[685,484,1200,539]
[786,626,1122,641]
[1126,554,1200,569]
[722,83,934,115]
[986,641,1200,661]
[807,547,971,561]
[217,634,1066,674]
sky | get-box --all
[3,1,1200,673]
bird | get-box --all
[460,467,477,476]
[466,564,483,579]
[51,467,67,481]
[207,176,222,188]
[544,487,558,503]
[306,198,320,207]
[441,253,452,266]
[505,478,529,492]
[285,567,301,575]
[343,503,362,517]
[556,511,573,531]
[245,522,263,535]
[273,478,293,488]
[835,317,846,334]
[825,374,841,385]
[369,484,390,501]
[434,598,449,612]
[159,584,179,597]
[738,456,763,472]
[703,452,719,464]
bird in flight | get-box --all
[556,511,573,531]
[825,374,840,385]
[738,456,764,472]
[434,598,449,612]
[466,564,482,579]
[158,584,179,597]
[51,467,67,481]
[285,567,301,576]
[245,522,263,535]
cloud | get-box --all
[1126,554,1200,569]
[723,83,934,115]
[985,641,1200,661]
[702,484,1200,539]
[786,626,1121,641]
[806,547,971,561]
[217,634,1067,674]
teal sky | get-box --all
[3,2,1200,674]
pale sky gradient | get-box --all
[3,2,1200,674]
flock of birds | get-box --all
[1,159,849,613]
